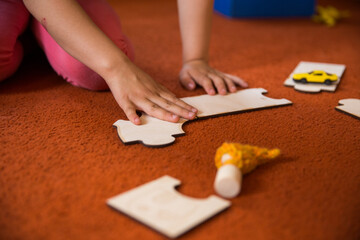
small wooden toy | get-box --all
[107,175,230,238]
[113,88,292,147]
[336,99,360,120]
[214,143,280,198]
[284,61,346,93]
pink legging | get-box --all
[0,0,134,90]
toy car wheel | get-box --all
[325,79,332,85]
[301,78,307,83]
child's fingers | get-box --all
[223,73,248,88]
[159,89,198,114]
[224,77,237,93]
[121,102,141,125]
[201,78,216,95]
[179,73,196,90]
[189,71,216,95]
[138,98,180,123]
[149,95,196,120]
[208,73,227,95]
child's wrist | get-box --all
[183,58,208,65]
[100,55,133,84]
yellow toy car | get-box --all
[292,70,338,85]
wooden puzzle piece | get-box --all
[336,98,360,120]
[107,175,230,238]
[284,61,346,93]
[113,88,292,147]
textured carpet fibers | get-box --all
[1,0,360,239]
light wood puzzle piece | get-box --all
[107,175,230,238]
[336,98,360,120]
[113,88,292,147]
[284,61,346,93]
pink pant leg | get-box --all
[0,0,29,81]
[31,0,135,91]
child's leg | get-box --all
[31,0,135,91]
[0,0,30,81]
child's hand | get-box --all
[179,59,248,95]
[23,0,198,126]
[106,61,198,125]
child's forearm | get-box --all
[177,0,247,94]
[23,0,129,82]
[177,0,214,64]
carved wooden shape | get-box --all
[336,98,360,120]
[113,88,292,147]
[284,61,346,93]
[107,176,230,238]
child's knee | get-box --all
[0,0,29,81]
[0,39,24,81]
[67,72,109,91]
[31,21,108,91]
[59,57,109,91]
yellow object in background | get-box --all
[215,143,280,174]
[214,143,280,198]
[312,5,350,27]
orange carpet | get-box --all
[1,0,359,239]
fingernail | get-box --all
[188,112,195,118]
[209,89,215,95]
[231,86,237,92]
[221,89,227,95]
[191,108,198,113]
[188,83,195,89]
[172,114,178,119]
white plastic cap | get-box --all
[214,164,242,198]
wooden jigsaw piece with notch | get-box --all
[107,175,230,238]
[336,98,360,120]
